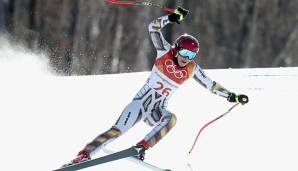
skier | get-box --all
[65,7,249,166]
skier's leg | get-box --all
[83,100,143,155]
[83,126,121,155]
[135,109,176,160]
[113,100,143,134]
[65,100,144,166]
[66,126,121,165]
[142,109,177,148]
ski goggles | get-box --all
[178,48,198,60]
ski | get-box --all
[102,148,171,171]
[54,146,144,171]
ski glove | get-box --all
[227,93,249,105]
[168,7,189,24]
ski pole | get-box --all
[188,102,240,154]
[105,0,176,13]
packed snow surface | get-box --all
[1,38,297,171]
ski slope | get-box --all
[1,39,298,171]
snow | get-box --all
[1,39,298,171]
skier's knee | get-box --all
[165,112,177,130]
[145,112,177,148]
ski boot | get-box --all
[63,149,91,167]
[134,140,149,161]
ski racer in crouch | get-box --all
[65,7,249,166]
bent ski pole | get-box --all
[105,0,175,12]
[188,103,240,154]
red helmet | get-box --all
[175,34,200,53]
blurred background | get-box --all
[0,0,298,75]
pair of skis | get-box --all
[54,103,239,171]
[54,146,170,171]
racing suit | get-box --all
[83,15,232,155]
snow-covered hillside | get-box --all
[1,39,298,171]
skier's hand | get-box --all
[227,93,249,105]
[168,7,189,24]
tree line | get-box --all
[0,0,298,75]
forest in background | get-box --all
[0,0,298,75]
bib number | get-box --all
[154,81,172,96]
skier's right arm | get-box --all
[148,15,172,51]
[148,7,189,51]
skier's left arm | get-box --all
[193,65,249,105]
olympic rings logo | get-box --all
[164,59,187,79]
